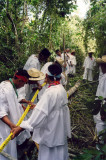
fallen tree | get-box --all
[67,80,81,98]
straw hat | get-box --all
[71,50,75,53]
[55,57,64,66]
[96,55,106,64]
[28,68,45,81]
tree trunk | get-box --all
[21,1,28,33]
[6,0,19,48]
[67,80,81,98]
[0,151,16,160]
[49,18,52,50]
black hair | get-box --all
[54,61,62,68]
[48,63,62,81]
[39,48,51,58]
[55,49,60,53]
[14,68,30,79]
[71,52,75,55]
[88,52,93,58]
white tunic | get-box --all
[83,56,96,70]
[68,55,77,74]
[96,73,106,98]
[0,81,31,159]
[38,62,67,99]
[94,73,106,135]
[61,53,70,75]
[18,84,38,118]
[98,66,103,81]
[20,84,71,160]
[24,54,40,70]
[83,56,96,81]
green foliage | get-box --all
[86,99,102,115]
[84,0,106,56]
[74,147,106,160]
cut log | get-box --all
[0,151,16,160]
[67,80,81,98]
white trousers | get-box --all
[83,68,93,81]
[38,144,69,160]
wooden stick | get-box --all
[0,151,16,160]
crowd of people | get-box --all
[0,48,106,160]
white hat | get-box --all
[28,68,45,81]
[96,55,106,64]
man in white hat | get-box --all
[11,63,71,160]
[83,52,96,81]
[18,68,45,118]
[93,55,106,138]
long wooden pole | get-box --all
[63,33,66,72]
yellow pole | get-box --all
[0,82,46,152]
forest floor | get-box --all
[17,69,99,160]
[67,71,98,159]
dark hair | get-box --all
[48,63,62,81]
[39,48,51,58]
[55,49,59,53]
[71,52,75,55]
[14,68,30,79]
[88,52,93,54]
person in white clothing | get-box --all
[55,49,67,72]
[24,48,51,71]
[11,64,71,160]
[68,51,77,76]
[0,69,31,160]
[83,52,96,81]
[38,58,67,100]
[18,68,45,118]
[93,55,106,137]
[63,48,70,75]
[55,49,62,59]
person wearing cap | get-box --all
[0,68,31,160]
[11,63,71,160]
[18,68,45,118]
[24,48,51,71]
[83,52,96,81]
[93,55,106,137]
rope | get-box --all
[0,82,46,152]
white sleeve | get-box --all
[0,88,9,118]
[17,86,26,102]
[72,57,77,65]
[20,108,46,131]
[20,91,51,131]
[83,57,86,67]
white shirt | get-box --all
[20,84,71,147]
[24,54,40,70]
[96,73,106,98]
[0,81,30,145]
[68,54,76,66]
[83,56,96,70]
[94,73,106,126]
